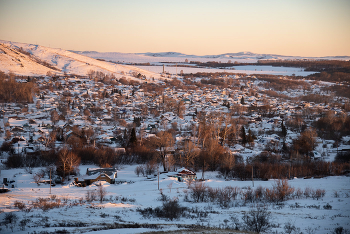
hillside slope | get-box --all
[0,43,57,76]
[0,40,161,81]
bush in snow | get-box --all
[33,170,45,185]
[31,197,61,211]
[144,160,157,176]
[190,181,208,203]
[217,186,238,208]
[304,187,312,198]
[14,200,26,210]
[312,188,326,200]
[138,198,186,220]
[19,218,30,231]
[254,185,265,201]
[295,187,303,199]
[333,226,349,234]
[97,183,107,203]
[4,212,17,224]
[86,190,97,202]
[134,165,144,177]
[158,189,170,202]
[272,179,295,202]
[160,198,186,220]
[242,205,271,233]
[242,186,254,203]
[284,221,301,234]
[323,203,332,210]
[0,141,14,153]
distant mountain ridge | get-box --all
[74,50,350,64]
[140,51,350,60]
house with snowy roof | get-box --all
[74,167,117,186]
[176,168,196,181]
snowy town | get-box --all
[0,39,350,234]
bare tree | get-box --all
[57,147,80,182]
[273,179,295,202]
[167,182,173,193]
[181,139,199,169]
[293,127,317,158]
[50,110,59,126]
[83,108,91,120]
[98,182,107,203]
[87,69,96,79]
[33,171,45,185]
[242,205,271,233]
[176,100,186,119]
[151,131,174,171]
[5,129,12,140]
[83,127,95,145]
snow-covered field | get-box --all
[136,65,316,76]
[1,165,349,234]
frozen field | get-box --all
[136,65,316,76]
[0,165,349,234]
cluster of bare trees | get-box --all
[56,147,80,182]
[123,104,349,179]
[0,71,35,103]
[187,179,323,207]
[314,111,350,141]
[157,95,186,117]
[87,70,116,84]
[259,76,311,92]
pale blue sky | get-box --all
[0,0,349,56]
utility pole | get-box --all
[176,63,177,77]
[252,164,254,187]
[49,168,52,194]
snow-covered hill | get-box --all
[0,40,161,81]
[0,43,56,76]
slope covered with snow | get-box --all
[0,43,56,76]
[0,40,161,81]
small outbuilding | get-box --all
[176,168,196,181]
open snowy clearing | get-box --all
[0,165,349,234]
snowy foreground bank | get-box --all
[0,165,349,234]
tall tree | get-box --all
[240,96,245,105]
[241,126,247,146]
[50,110,59,126]
[181,139,199,169]
[293,128,317,158]
[129,127,137,146]
[57,148,80,182]
[281,120,287,139]
[176,100,186,119]
[151,131,174,171]
[247,128,256,144]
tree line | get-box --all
[0,71,35,103]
